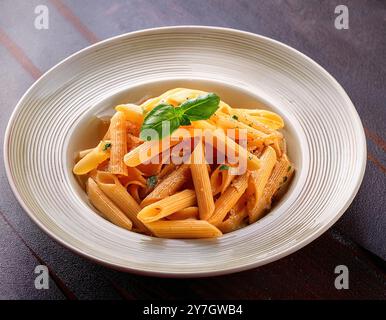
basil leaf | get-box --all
[179,114,191,126]
[219,164,230,171]
[140,103,181,140]
[139,92,220,141]
[179,93,220,121]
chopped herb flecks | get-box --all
[219,164,230,171]
[232,115,238,120]
[102,142,111,151]
[147,176,158,188]
[287,165,292,172]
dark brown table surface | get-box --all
[0,0,385,299]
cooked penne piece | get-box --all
[94,171,149,233]
[128,184,142,203]
[78,148,94,159]
[208,173,250,226]
[212,112,269,144]
[279,137,287,155]
[126,120,140,136]
[115,104,144,126]
[165,88,204,106]
[247,146,277,212]
[234,108,284,130]
[210,164,236,196]
[205,129,260,171]
[217,202,248,233]
[145,220,222,238]
[248,155,294,223]
[167,206,199,220]
[140,88,186,112]
[141,164,191,207]
[191,120,217,130]
[190,141,215,220]
[127,133,143,151]
[271,138,282,158]
[123,128,192,167]
[80,136,140,159]
[118,166,147,188]
[227,109,282,139]
[109,111,128,176]
[73,141,111,175]
[138,189,196,223]
[137,162,163,176]
[158,163,176,179]
[86,178,132,231]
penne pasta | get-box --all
[217,198,248,233]
[86,178,132,231]
[140,88,186,112]
[208,173,250,226]
[234,108,284,130]
[115,103,144,126]
[210,163,236,196]
[123,128,193,167]
[165,88,204,106]
[78,148,94,159]
[118,166,147,188]
[73,141,111,175]
[167,206,199,220]
[138,189,196,223]
[128,184,142,203]
[271,138,283,158]
[158,162,176,179]
[74,88,294,239]
[137,162,163,177]
[127,133,143,151]
[247,146,277,212]
[205,129,260,171]
[226,109,274,134]
[248,155,294,223]
[109,111,128,176]
[94,171,149,233]
[212,112,269,144]
[145,220,222,239]
[141,164,191,207]
[190,141,215,220]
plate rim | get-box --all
[3,25,367,277]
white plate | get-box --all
[4,26,366,277]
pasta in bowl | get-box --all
[73,88,294,239]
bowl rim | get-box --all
[3,25,367,277]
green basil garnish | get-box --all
[139,93,220,141]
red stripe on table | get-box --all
[0,210,78,300]
[108,279,136,300]
[365,127,386,153]
[0,29,42,80]
[49,0,99,44]
[368,153,386,175]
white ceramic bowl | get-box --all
[4,26,366,277]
